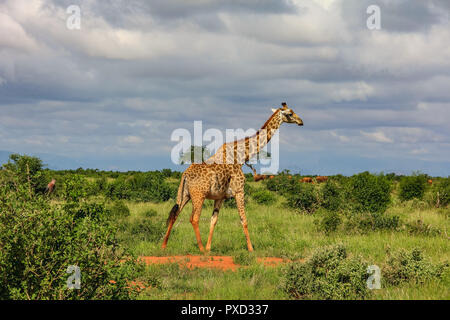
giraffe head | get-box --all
[272,102,303,126]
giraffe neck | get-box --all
[245,109,282,162]
[205,109,283,165]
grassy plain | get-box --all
[114,181,449,300]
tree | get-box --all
[179,146,211,164]
[1,154,48,194]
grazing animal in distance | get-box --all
[316,176,328,183]
[162,102,304,252]
[427,179,433,185]
[45,179,56,194]
[301,177,313,183]
[245,163,269,182]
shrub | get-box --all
[251,189,276,205]
[344,211,400,233]
[106,177,132,200]
[318,209,342,234]
[106,173,177,202]
[73,202,109,221]
[63,174,88,202]
[223,197,237,208]
[399,174,428,201]
[0,175,142,300]
[130,172,176,202]
[286,183,318,213]
[265,174,300,196]
[383,248,448,286]
[430,177,450,208]
[348,172,391,213]
[125,218,165,243]
[404,220,441,237]
[109,200,131,218]
[282,244,370,300]
[1,154,49,194]
[320,181,343,211]
[223,195,249,208]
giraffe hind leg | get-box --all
[190,193,205,252]
[205,199,224,252]
[235,192,254,252]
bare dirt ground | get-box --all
[138,255,291,271]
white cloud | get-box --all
[120,135,144,144]
[410,148,428,155]
[360,131,393,143]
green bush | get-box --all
[1,154,49,194]
[106,173,176,202]
[320,181,343,211]
[383,248,448,286]
[109,200,131,218]
[251,189,276,205]
[223,194,249,209]
[106,177,132,200]
[318,209,342,233]
[63,174,87,202]
[265,174,300,196]
[223,197,240,208]
[399,174,428,201]
[282,244,370,300]
[0,175,142,300]
[404,220,441,237]
[286,183,318,213]
[348,172,391,213]
[73,202,109,221]
[124,218,165,243]
[344,211,400,233]
[430,177,450,208]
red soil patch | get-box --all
[138,255,290,271]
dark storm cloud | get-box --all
[0,0,449,174]
[49,0,297,30]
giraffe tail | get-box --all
[166,175,187,226]
[166,204,179,226]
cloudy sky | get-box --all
[1,0,449,175]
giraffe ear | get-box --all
[271,108,278,113]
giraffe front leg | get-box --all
[235,192,254,252]
[206,199,224,252]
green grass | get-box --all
[112,182,449,300]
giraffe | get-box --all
[161,102,303,252]
[45,178,56,195]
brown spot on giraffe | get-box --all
[162,103,304,252]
